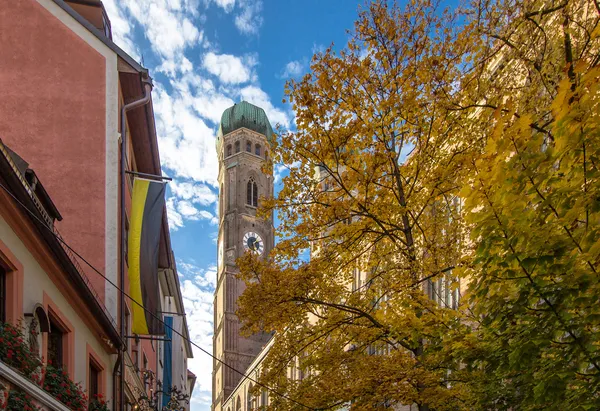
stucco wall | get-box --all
[0,0,119,314]
[0,216,113,401]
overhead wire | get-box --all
[0,180,316,411]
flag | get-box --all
[162,315,184,406]
[162,316,173,406]
[128,177,165,335]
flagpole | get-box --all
[125,170,172,181]
[119,77,153,411]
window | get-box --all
[236,396,242,411]
[89,361,100,401]
[255,144,261,157]
[235,141,240,153]
[143,353,149,391]
[0,266,6,323]
[261,390,268,408]
[226,145,232,157]
[247,384,254,410]
[220,183,224,217]
[47,317,64,368]
[132,345,139,371]
[429,274,459,309]
[246,179,258,207]
[246,141,252,152]
[87,347,105,403]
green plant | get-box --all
[6,390,40,411]
[43,365,87,411]
[0,323,42,378]
[88,394,110,411]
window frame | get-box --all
[0,239,24,325]
[43,293,74,376]
[246,179,258,207]
[47,317,64,368]
[86,344,106,402]
[0,266,6,323]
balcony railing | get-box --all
[0,361,70,411]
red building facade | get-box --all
[0,1,193,409]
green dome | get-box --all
[216,101,274,150]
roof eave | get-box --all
[51,0,147,75]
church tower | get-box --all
[212,101,274,411]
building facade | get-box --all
[0,139,121,410]
[0,1,193,409]
[212,102,275,411]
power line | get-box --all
[0,181,315,411]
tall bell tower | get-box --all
[212,101,274,411]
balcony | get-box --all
[0,361,70,411]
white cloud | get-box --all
[281,60,303,78]
[102,0,141,61]
[235,0,263,35]
[179,262,216,406]
[120,0,203,58]
[153,87,220,186]
[193,93,235,124]
[210,0,236,12]
[202,52,257,84]
[156,55,194,77]
[176,200,219,224]
[170,181,218,206]
[166,197,184,231]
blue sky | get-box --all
[101,0,362,409]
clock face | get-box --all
[243,231,264,255]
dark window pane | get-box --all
[89,362,99,399]
[227,145,232,156]
[246,141,252,152]
[252,182,258,207]
[133,348,139,370]
[0,267,6,323]
[247,181,252,205]
[235,141,240,153]
[255,145,261,156]
[48,320,63,368]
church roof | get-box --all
[216,101,274,149]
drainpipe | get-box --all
[119,76,153,411]
[112,353,121,411]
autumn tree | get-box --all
[453,0,600,409]
[237,0,600,410]
[238,1,477,410]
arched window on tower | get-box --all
[235,141,240,153]
[226,144,232,157]
[247,179,258,207]
[255,144,261,157]
[246,140,252,152]
[236,396,241,411]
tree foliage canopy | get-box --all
[237,1,600,410]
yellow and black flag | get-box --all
[128,177,166,335]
